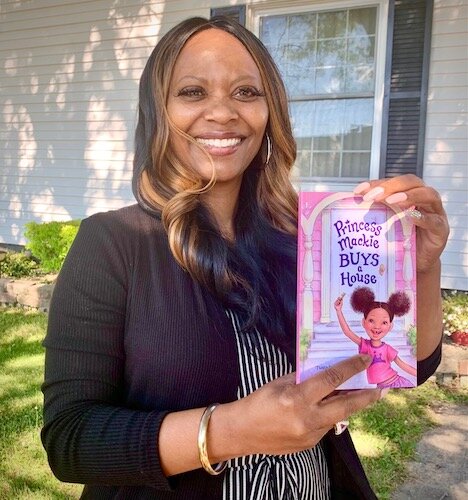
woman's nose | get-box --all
[203,96,239,124]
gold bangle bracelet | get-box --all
[197,403,227,475]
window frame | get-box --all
[248,0,389,190]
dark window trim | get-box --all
[210,5,246,25]
[379,0,396,179]
[380,0,433,179]
[417,0,433,178]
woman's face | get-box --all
[362,307,393,341]
[166,28,269,191]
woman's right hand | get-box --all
[159,354,379,476]
[215,354,380,460]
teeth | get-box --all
[196,137,241,148]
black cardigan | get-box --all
[41,204,441,499]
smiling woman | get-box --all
[40,15,448,500]
[130,17,300,307]
[167,29,268,182]
[165,28,269,239]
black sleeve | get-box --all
[417,334,443,386]
[41,213,172,489]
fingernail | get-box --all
[353,181,370,195]
[363,186,384,201]
[385,192,408,204]
[379,388,390,400]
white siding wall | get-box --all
[424,0,468,290]
[0,0,232,244]
[2,0,467,291]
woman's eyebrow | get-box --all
[174,74,261,86]
[174,75,206,85]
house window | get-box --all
[255,3,386,183]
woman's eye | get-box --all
[176,87,205,99]
[234,86,265,100]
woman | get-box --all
[41,16,449,499]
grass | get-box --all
[350,382,467,499]
[0,308,81,499]
[1,306,467,499]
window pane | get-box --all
[317,11,347,38]
[288,13,316,41]
[260,15,287,46]
[315,67,345,94]
[315,134,341,151]
[290,98,373,178]
[260,6,377,179]
[295,149,312,177]
[347,36,375,66]
[341,153,371,177]
[290,101,314,177]
[349,7,376,37]
[345,66,374,92]
[312,152,340,177]
[316,38,346,67]
[313,100,345,139]
[261,14,317,96]
[285,45,316,95]
[290,101,314,133]
[343,99,373,150]
[260,7,377,99]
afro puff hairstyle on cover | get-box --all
[350,286,411,321]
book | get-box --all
[296,191,417,389]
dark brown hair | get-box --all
[351,286,411,322]
[132,16,297,269]
[132,16,298,342]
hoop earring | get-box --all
[265,134,272,166]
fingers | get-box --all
[386,186,444,215]
[407,208,448,233]
[241,358,380,456]
[354,175,445,216]
[354,174,423,201]
[352,175,448,273]
[301,355,372,401]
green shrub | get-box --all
[300,328,311,361]
[0,251,40,278]
[442,290,468,335]
[406,324,417,355]
[24,220,81,273]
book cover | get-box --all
[296,192,417,389]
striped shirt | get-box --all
[223,310,330,500]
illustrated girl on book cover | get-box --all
[334,286,417,388]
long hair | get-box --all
[132,16,298,347]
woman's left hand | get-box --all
[354,174,449,273]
